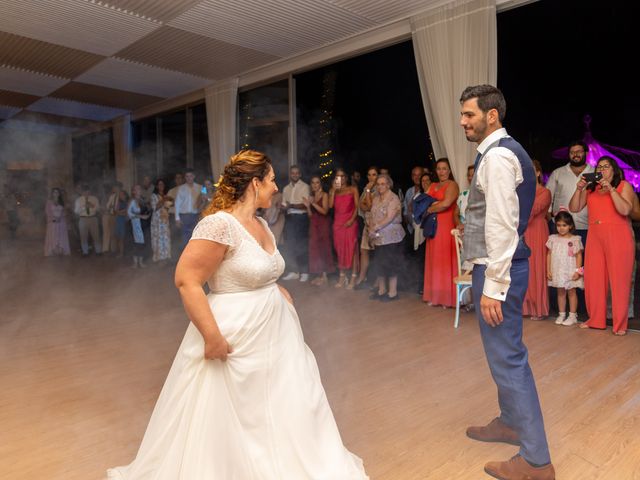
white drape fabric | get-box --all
[411,0,497,187]
[205,78,239,179]
[113,114,133,190]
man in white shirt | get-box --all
[74,184,102,256]
[281,165,310,282]
[545,140,592,246]
[459,85,554,480]
[174,169,202,249]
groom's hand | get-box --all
[480,294,503,327]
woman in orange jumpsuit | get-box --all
[569,156,635,335]
[423,158,459,307]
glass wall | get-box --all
[238,79,290,186]
[192,103,211,183]
[131,103,211,189]
[72,128,115,190]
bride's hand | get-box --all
[278,284,294,306]
[204,335,233,361]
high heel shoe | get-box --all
[346,273,358,290]
[334,274,347,288]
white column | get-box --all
[205,78,239,179]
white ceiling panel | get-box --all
[0,66,69,97]
[0,0,161,56]
[26,97,129,122]
[0,105,22,120]
[76,58,212,98]
[169,0,376,57]
[327,0,440,23]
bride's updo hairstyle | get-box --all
[202,149,272,216]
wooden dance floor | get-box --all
[1,241,639,479]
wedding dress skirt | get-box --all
[108,212,368,479]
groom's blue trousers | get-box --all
[472,259,551,465]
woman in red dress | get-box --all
[523,160,552,319]
[569,155,635,335]
[304,175,335,285]
[423,158,459,308]
[329,168,360,289]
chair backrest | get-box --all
[451,228,464,278]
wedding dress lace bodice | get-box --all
[191,211,284,294]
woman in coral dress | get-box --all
[423,158,459,307]
[329,168,360,289]
[304,175,335,285]
[44,187,70,256]
[523,160,551,319]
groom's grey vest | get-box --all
[462,136,536,262]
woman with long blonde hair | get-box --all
[108,150,368,479]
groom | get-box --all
[459,85,555,480]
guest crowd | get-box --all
[27,168,215,270]
[4,139,638,334]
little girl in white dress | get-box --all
[546,211,584,326]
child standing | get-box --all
[547,211,584,326]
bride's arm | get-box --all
[175,240,233,361]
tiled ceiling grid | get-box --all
[0,0,449,129]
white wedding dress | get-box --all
[107,211,368,480]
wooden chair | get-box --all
[451,228,473,328]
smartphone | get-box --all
[201,186,207,194]
[582,172,603,184]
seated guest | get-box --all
[368,174,405,301]
[570,155,635,335]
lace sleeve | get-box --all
[191,213,236,247]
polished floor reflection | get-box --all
[1,239,639,480]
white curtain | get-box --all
[411,0,497,187]
[113,114,133,190]
[205,78,239,179]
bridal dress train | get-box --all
[107,211,368,480]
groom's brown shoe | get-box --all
[466,417,520,446]
[484,455,555,480]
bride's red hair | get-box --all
[202,150,272,217]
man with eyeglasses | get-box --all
[545,140,594,246]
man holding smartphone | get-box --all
[545,140,593,246]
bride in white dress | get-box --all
[107,150,368,480]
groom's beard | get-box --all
[570,157,587,167]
